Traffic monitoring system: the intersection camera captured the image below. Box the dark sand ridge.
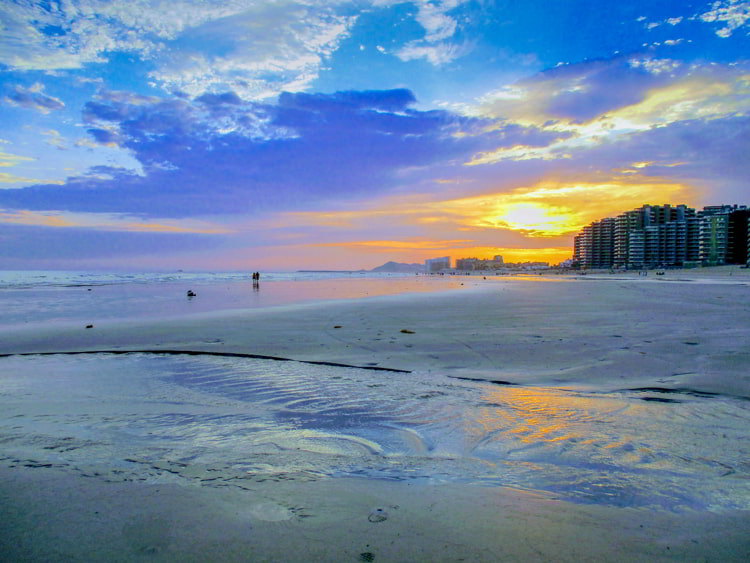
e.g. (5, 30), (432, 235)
(2, 272), (750, 561)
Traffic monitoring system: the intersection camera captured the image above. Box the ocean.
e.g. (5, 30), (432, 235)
(0, 269), (460, 327)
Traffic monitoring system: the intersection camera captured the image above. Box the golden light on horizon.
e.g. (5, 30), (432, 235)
(483, 202), (575, 235)
(264, 176), (696, 265)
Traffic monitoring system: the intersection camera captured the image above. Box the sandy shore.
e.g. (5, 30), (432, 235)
(3, 270), (750, 397)
(2, 463), (749, 562)
(2, 271), (750, 561)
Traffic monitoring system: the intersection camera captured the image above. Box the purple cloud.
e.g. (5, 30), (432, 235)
(86, 128), (120, 144)
(519, 58), (668, 122)
(3, 83), (65, 113)
(0, 223), (217, 266)
(3, 88), (553, 218)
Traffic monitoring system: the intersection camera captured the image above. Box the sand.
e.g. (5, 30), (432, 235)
(2, 270), (750, 561)
(4, 269), (750, 396)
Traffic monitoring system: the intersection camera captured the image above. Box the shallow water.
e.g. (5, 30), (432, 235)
(1, 353), (748, 512)
(0, 271), (465, 327)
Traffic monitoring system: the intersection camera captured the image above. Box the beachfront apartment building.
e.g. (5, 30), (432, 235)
(615, 204), (698, 269)
(573, 217), (615, 269)
(455, 257), (506, 270)
(698, 205), (750, 265)
(425, 256), (451, 272)
(571, 203), (750, 269)
(574, 203), (750, 269)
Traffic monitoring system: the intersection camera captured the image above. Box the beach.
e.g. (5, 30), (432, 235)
(2, 269), (750, 561)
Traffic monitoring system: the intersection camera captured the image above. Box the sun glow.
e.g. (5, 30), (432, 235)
(486, 202), (574, 235)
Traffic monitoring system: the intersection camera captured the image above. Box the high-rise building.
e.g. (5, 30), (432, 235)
(425, 256), (451, 271)
(729, 208), (750, 264)
(574, 217), (614, 269)
(697, 205), (750, 265)
(575, 204), (698, 269)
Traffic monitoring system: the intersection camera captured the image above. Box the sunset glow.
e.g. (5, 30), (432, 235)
(0, 1), (748, 270)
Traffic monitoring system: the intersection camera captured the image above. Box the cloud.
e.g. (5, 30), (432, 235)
(590, 114), (750, 194)
(0, 150), (35, 168)
(475, 58), (653, 127)
(264, 175), (696, 270)
(0, 172), (66, 185)
(698, 0), (750, 38)
(0, 1), (357, 100)
(415, 1), (459, 42)
(0, 150), (68, 185)
(150, 2), (357, 99)
(394, 0), (473, 66)
(0, 222), (219, 265)
(0, 88), (505, 218)
(3, 83), (65, 113)
(0, 208), (229, 234)
(42, 129), (68, 149)
(395, 41), (473, 66)
(467, 58), (750, 165)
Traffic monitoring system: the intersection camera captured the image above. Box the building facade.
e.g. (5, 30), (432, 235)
(574, 203), (750, 269)
(425, 256), (451, 271)
(699, 205), (750, 265)
(575, 204), (700, 269)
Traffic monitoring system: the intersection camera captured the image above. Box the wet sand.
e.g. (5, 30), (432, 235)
(2, 270), (750, 561)
(2, 464), (749, 562)
(4, 269), (750, 397)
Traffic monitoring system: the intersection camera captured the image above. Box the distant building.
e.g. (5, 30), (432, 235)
(425, 256), (451, 272)
(699, 205), (749, 265)
(573, 203), (750, 269)
(455, 257), (480, 270)
(574, 217), (614, 269)
(455, 256), (507, 270)
(576, 204), (699, 269)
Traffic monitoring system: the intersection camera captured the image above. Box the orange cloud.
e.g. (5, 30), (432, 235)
(312, 238), (474, 251)
(264, 176), (696, 264)
(0, 209), (230, 234)
(0, 209), (75, 227)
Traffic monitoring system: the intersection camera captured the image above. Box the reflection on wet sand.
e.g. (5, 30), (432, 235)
(1, 353), (749, 511)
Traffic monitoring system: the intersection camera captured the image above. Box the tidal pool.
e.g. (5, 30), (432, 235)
(1, 352), (749, 511)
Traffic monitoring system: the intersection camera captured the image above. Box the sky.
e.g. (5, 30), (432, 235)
(1, 1), (749, 271)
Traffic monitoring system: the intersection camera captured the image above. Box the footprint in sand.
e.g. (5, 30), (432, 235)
(122, 516), (171, 556)
(247, 501), (295, 522)
(367, 507), (389, 523)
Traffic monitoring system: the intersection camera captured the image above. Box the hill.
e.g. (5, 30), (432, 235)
(370, 261), (426, 273)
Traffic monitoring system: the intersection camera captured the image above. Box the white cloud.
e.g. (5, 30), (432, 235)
(393, 0), (472, 66)
(629, 58), (681, 74)
(0, 1), (357, 100)
(698, 0), (750, 37)
(396, 41), (471, 66)
(415, 2), (458, 42)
